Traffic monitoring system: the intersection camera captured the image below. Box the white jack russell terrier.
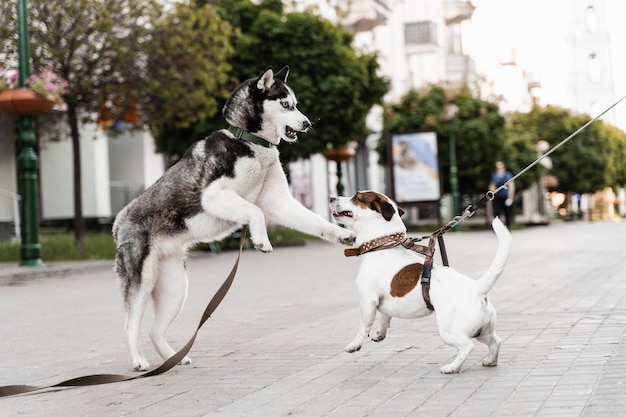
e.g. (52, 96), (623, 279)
(330, 191), (512, 374)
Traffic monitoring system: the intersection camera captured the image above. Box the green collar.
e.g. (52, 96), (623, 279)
(227, 125), (272, 147)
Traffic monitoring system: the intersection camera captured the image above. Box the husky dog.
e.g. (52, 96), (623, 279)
(113, 66), (356, 371)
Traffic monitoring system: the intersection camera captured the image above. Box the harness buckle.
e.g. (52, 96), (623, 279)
(402, 238), (415, 249)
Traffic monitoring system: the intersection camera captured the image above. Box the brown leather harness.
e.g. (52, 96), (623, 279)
(343, 196), (490, 311)
(344, 231), (447, 311)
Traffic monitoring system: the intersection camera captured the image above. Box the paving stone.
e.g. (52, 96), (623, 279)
(1, 220), (626, 416)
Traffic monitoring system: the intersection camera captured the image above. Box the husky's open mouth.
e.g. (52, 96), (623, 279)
(285, 126), (298, 141)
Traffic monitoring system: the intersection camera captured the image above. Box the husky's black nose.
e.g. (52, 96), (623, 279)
(302, 119), (311, 130)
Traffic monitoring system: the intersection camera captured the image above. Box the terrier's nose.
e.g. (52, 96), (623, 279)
(330, 197), (337, 203)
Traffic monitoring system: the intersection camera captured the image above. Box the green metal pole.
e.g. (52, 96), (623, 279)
(336, 161), (344, 196)
(449, 130), (460, 220)
(17, 0), (44, 266)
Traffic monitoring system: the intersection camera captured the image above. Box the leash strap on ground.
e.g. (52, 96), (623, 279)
(0, 226), (248, 398)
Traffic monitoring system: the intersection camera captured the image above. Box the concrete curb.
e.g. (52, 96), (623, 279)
(0, 260), (113, 286)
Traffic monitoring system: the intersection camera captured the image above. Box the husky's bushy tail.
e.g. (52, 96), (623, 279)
(475, 217), (512, 296)
(112, 207), (150, 302)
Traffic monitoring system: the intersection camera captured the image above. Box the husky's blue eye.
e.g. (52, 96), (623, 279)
(281, 101), (289, 109)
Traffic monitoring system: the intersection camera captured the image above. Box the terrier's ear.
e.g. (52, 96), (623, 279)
(274, 65), (290, 83)
(371, 199), (397, 221)
(397, 206), (405, 217)
(381, 202), (398, 221)
(256, 67), (275, 91)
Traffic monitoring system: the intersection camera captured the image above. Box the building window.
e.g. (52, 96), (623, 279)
(588, 53), (600, 82)
(405, 21), (437, 45)
(585, 5), (598, 33)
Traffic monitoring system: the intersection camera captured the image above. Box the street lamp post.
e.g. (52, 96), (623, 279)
(444, 103), (460, 221)
(17, 0), (43, 266)
(324, 145), (356, 197)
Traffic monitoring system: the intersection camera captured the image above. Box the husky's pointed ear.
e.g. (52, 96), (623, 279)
(256, 67), (275, 91)
(274, 66), (290, 83)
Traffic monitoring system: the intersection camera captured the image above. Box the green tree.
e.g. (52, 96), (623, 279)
(605, 124), (626, 189)
(1, 0), (162, 250)
(506, 106), (623, 194)
(0, 0), (234, 248)
(381, 86), (507, 197)
(145, 1), (234, 155)
(157, 0), (389, 162)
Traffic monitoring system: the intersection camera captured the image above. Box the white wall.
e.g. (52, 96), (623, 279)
(40, 123), (112, 219)
(108, 128), (164, 214)
(0, 115), (17, 222)
(310, 154), (332, 221)
(142, 130), (165, 188)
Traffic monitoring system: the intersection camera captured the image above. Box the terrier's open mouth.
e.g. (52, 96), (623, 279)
(332, 210), (353, 218)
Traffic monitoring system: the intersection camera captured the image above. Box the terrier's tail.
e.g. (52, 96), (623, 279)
(475, 217), (512, 296)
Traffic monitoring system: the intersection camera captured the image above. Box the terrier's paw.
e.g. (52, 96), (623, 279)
(344, 342), (362, 353)
(371, 333), (386, 342)
(481, 358), (497, 367)
(439, 364), (461, 374)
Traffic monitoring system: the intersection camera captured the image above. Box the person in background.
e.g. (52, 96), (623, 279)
(489, 160), (515, 227)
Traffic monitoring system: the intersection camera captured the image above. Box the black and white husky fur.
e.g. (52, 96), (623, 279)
(112, 66), (356, 371)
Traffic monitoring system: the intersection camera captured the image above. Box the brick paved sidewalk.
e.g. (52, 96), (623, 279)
(1, 220), (625, 417)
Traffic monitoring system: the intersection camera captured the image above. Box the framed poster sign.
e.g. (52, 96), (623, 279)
(388, 131), (441, 204)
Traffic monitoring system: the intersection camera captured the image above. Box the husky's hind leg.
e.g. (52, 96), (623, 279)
(124, 252), (159, 371)
(125, 291), (151, 371)
(150, 255), (191, 365)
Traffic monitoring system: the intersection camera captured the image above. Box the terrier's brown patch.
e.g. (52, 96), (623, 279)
(390, 263), (423, 297)
(351, 191), (403, 220)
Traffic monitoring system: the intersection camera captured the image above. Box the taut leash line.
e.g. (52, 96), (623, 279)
(0, 226), (248, 398)
(436, 94), (626, 233)
(491, 94), (626, 198)
(398, 94), (626, 309)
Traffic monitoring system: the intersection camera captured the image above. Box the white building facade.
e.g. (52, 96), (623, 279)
(0, 114), (164, 237)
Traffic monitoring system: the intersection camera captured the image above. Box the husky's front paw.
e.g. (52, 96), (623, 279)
(335, 228), (356, 246)
(251, 233), (273, 253)
(254, 242), (273, 253)
(179, 356), (192, 366)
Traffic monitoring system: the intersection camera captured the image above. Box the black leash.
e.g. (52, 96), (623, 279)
(0, 226), (248, 398)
